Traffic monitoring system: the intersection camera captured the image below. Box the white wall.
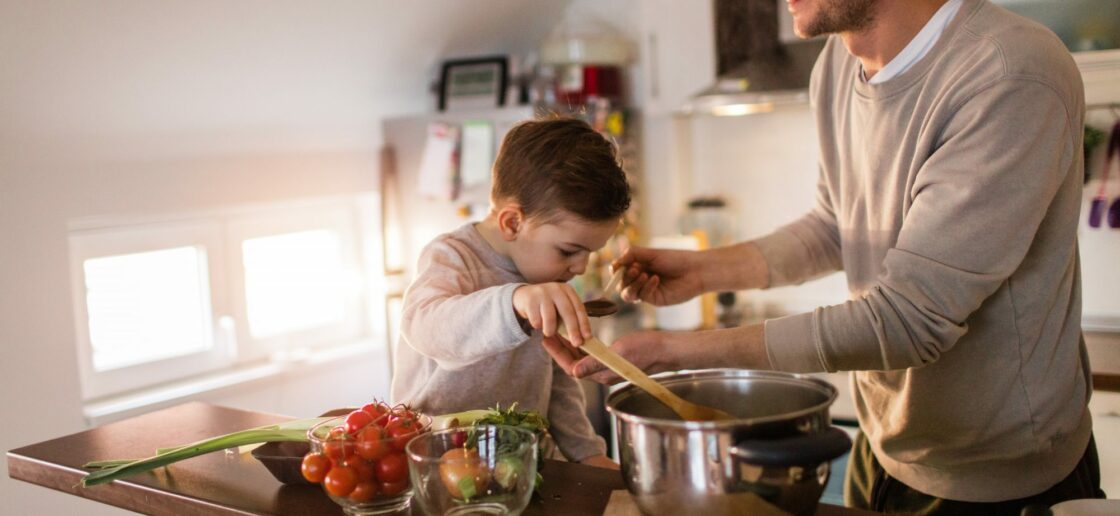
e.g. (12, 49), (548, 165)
(683, 109), (851, 312)
(639, 108), (851, 313)
(0, 1), (573, 514)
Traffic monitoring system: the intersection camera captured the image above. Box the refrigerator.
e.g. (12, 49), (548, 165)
(380, 107), (536, 292)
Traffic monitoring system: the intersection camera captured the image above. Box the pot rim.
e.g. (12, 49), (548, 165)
(606, 368), (838, 428)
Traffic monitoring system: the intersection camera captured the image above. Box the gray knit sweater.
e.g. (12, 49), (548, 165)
(756, 0), (1092, 502)
(390, 223), (606, 462)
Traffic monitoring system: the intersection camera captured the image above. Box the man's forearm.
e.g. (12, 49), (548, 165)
(672, 322), (772, 371)
(699, 242), (769, 293)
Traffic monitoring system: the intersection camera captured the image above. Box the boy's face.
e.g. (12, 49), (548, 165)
(508, 211), (619, 284)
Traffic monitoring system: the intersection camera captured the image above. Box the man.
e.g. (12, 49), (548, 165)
(544, 0), (1105, 513)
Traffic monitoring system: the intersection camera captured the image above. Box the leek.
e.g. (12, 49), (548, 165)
(80, 416), (330, 487)
(429, 409), (494, 431)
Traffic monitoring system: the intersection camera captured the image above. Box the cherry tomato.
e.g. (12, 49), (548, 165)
(385, 419), (419, 451)
(356, 425), (390, 461)
(450, 430), (467, 448)
(342, 456), (375, 483)
(324, 465), (358, 497)
(375, 452), (409, 484)
(324, 427), (356, 463)
(362, 402), (391, 426)
(389, 408), (418, 426)
(380, 479), (409, 496)
(349, 480), (379, 502)
(345, 410), (374, 434)
(300, 452), (331, 484)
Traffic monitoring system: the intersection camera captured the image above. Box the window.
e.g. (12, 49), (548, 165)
(241, 230), (349, 338)
(83, 246), (214, 371)
(225, 201), (366, 361)
(68, 196), (381, 401)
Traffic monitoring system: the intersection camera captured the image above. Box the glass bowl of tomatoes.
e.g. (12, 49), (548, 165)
(405, 425), (538, 516)
(302, 403), (430, 515)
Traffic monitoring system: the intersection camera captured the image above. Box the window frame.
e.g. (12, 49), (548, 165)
(68, 195), (381, 402)
(68, 219), (233, 400)
(225, 202), (367, 362)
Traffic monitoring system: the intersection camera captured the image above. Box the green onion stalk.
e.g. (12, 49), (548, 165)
(80, 417), (331, 487)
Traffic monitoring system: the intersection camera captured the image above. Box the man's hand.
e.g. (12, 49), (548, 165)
(541, 335), (586, 375)
(544, 330), (682, 384)
(543, 324), (771, 384)
(512, 283), (591, 346)
(613, 245), (705, 305)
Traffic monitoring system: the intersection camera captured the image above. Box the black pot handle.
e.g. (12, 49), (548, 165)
(730, 426), (852, 467)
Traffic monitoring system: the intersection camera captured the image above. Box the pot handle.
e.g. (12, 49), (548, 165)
(730, 426), (852, 467)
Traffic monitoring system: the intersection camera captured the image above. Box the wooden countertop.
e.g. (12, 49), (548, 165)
(7, 402), (871, 515)
(1087, 332), (1120, 392)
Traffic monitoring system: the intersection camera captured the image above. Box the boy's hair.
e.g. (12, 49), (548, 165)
(492, 117), (631, 223)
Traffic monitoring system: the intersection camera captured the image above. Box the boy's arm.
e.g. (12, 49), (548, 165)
(399, 241), (529, 368)
(544, 358), (607, 462)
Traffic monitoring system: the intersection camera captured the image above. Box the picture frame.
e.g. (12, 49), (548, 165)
(438, 56), (508, 111)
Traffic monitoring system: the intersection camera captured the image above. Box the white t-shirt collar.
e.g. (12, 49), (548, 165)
(862, 0), (964, 84)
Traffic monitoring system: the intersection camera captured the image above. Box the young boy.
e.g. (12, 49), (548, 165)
(390, 118), (630, 468)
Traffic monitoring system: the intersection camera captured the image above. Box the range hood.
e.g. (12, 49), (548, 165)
(685, 0), (826, 116)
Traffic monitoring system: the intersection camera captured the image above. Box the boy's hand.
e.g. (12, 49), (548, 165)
(513, 283), (591, 346)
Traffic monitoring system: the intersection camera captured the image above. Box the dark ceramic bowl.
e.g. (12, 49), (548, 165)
(251, 408), (352, 485)
(251, 441), (313, 485)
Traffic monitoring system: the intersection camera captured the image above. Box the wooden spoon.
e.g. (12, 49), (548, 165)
(558, 294), (735, 422)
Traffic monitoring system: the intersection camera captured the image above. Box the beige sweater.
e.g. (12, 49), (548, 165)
(756, 0), (1092, 502)
(390, 223), (606, 462)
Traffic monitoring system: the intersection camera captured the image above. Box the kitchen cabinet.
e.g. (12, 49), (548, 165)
(633, 0), (718, 235)
(992, 0), (1120, 52)
(636, 0), (716, 115)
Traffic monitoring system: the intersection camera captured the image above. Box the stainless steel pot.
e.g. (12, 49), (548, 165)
(606, 369), (852, 516)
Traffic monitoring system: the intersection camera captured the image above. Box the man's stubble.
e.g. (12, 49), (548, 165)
(799, 0), (880, 37)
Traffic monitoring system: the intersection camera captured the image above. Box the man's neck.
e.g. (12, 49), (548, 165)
(840, 0), (950, 80)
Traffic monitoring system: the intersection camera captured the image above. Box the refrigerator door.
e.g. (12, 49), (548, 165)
(381, 108), (535, 283)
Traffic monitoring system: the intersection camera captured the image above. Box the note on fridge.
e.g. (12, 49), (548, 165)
(417, 122), (460, 200)
(459, 121), (494, 189)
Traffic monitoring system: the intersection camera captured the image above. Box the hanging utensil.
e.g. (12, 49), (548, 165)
(1109, 122), (1120, 228)
(1107, 120), (1120, 228)
(1089, 120), (1120, 228)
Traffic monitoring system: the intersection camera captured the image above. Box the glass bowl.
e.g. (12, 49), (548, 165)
(406, 425), (538, 516)
(307, 410), (431, 515)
